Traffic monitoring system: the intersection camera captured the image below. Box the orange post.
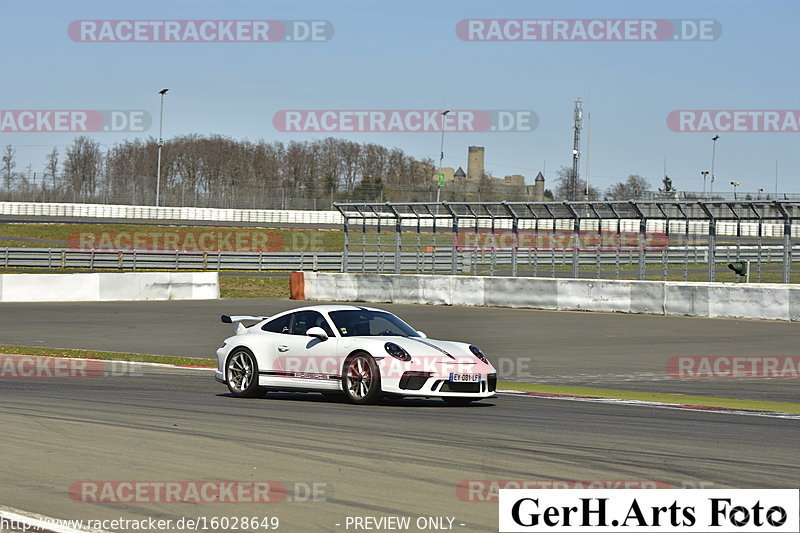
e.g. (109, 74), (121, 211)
(289, 271), (305, 300)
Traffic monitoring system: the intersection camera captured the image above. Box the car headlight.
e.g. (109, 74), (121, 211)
(469, 345), (489, 364)
(385, 342), (411, 361)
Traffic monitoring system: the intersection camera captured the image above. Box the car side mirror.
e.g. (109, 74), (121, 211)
(416, 331), (427, 338)
(306, 327), (328, 340)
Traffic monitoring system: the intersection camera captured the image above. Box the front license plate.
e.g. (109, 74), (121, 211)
(449, 373), (481, 383)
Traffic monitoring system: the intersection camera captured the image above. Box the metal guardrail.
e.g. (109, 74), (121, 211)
(3, 246), (799, 284)
(0, 248), (464, 274)
(463, 245), (800, 282)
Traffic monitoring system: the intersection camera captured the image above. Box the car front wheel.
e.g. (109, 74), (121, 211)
(226, 348), (262, 398)
(342, 352), (382, 405)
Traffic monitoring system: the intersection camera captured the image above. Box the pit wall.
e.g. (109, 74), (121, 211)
(296, 272), (800, 322)
(0, 272), (219, 302)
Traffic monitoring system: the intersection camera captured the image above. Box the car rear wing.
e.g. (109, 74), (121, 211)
(221, 315), (269, 334)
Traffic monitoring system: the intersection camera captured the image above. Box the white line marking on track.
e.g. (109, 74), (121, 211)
(0, 505), (108, 533)
(497, 390), (800, 420)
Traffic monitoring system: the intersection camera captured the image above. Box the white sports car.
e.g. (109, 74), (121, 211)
(214, 305), (497, 405)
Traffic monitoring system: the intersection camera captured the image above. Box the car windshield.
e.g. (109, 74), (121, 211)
(328, 310), (420, 338)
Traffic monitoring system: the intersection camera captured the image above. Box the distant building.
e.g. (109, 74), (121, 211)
(434, 146), (544, 201)
(531, 172), (545, 201)
(467, 146), (485, 182)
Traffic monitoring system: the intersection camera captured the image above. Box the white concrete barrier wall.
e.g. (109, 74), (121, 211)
(302, 272), (800, 322)
(0, 272), (219, 302)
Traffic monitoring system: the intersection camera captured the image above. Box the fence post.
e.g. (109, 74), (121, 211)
(699, 203), (716, 282)
(342, 216), (349, 273)
(451, 208), (459, 276)
(624, 202), (647, 280)
(333, 204), (349, 273)
(388, 204), (401, 275)
(441, 203), (458, 275)
(502, 202), (519, 277)
(775, 202), (792, 283)
(563, 203), (580, 278)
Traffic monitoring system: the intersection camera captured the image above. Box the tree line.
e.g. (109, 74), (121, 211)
(553, 166), (673, 202)
(1, 135), (439, 209)
(1, 135), (667, 209)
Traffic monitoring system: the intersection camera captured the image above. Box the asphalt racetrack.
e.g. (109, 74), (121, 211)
(1, 365), (799, 533)
(1, 298), (799, 532)
(0, 298), (798, 401)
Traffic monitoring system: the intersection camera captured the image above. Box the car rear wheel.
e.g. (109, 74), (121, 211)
(226, 348), (263, 398)
(342, 352), (382, 405)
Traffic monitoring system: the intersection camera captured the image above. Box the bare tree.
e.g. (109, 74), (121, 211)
(555, 165), (599, 201)
(45, 148), (59, 192)
(63, 136), (102, 201)
(15, 135), (477, 208)
(606, 174), (651, 200)
(339, 140), (361, 192)
(2, 145), (16, 194)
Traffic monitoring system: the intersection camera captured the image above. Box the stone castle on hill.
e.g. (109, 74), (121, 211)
(434, 146), (545, 202)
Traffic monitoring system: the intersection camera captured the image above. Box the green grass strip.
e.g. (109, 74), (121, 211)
(498, 381), (800, 414)
(0, 344), (216, 369)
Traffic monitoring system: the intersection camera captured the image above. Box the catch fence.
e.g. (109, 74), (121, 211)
(334, 201), (800, 283)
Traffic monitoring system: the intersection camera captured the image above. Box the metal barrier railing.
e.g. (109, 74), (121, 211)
(2, 244), (799, 283)
(0, 248), (462, 274)
(334, 200), (800, 282)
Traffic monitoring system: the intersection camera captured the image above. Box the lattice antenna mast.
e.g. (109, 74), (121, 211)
(572, 99), (583, 199)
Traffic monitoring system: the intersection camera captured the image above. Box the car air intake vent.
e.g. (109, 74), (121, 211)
(488, 373), (497, 392)
(399, 371), (432, 390)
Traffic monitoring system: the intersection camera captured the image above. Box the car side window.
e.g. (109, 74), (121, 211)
(289, 311), (334, 337)
(368, 315), (395, 335)
(261, 314), (291, 334)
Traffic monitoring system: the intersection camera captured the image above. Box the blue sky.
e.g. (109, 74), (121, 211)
(1, 0), (798, 194)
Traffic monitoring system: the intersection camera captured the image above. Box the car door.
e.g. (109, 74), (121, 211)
(275, 310), (341, 390)
(256, 313), (293, 383)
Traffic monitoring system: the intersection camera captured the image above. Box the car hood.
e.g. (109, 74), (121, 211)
(365, 336), (481, 363)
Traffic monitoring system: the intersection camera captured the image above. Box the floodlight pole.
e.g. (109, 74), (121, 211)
(709, 134), (719, 195)
(436, 110), (450, 205)
(156, 88), (169, 206)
